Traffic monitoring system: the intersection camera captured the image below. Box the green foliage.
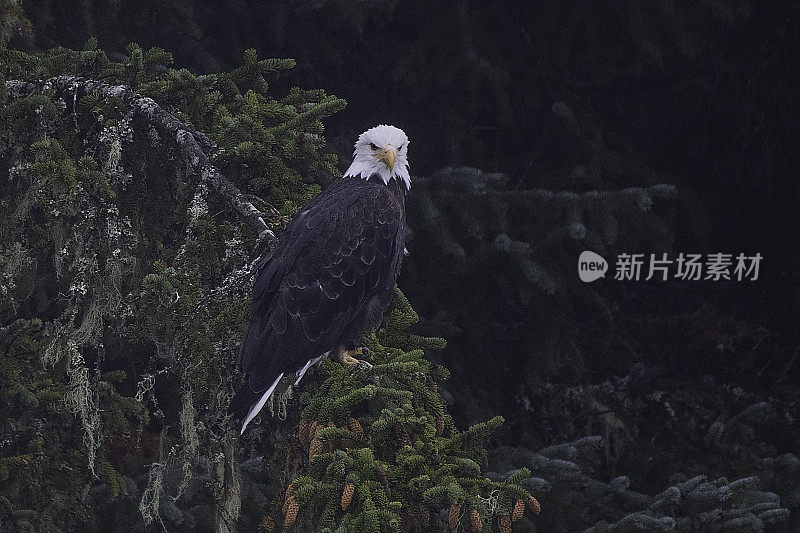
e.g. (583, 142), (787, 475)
(1, 42), (344, 212)
(404, 167), (677, 427)
(0, 39), (346, 531)
(265, 289), (538, 532)
(0, 0), (31, 48)
(3, 3), (797, 531)
(490, 385), (796, 532)
(0, 38), (539, 533)
(0, 319), (104, 531)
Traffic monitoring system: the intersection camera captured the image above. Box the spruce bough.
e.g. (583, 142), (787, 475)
(267, 288), (540, 532)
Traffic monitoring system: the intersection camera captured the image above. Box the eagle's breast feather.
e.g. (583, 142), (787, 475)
(238, 176), (406, 399)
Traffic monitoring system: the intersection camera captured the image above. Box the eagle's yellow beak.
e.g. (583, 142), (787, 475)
(375, 145), (397, 172)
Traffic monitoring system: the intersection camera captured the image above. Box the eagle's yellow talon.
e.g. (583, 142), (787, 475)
(234, 126), (406, 433)
(334, 346), (372, 372)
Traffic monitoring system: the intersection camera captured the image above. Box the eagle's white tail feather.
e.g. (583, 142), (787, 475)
(241, 372), (284, 434)
(241, 352), (330, 434)
(294, 351), (328, 386)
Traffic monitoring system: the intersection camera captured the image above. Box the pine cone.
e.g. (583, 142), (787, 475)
(526, 495), (541, 515)
(499, 515), (512, 533)
(417, 506), (430, 527)
(397, 424), (411, 447)
(308, 420), (320, 441)
(298, 419), (309, 446)
(281, 483), (295, 515)
(448, 503), (460, 529)
(259, 515), (275, 532)
(435, 415), (445, 437)
(394, 424), (411, 447)
(401, 510), (410, 533)
(426, 375), (438, 392)
(341, 482), (355, 511)
(348, 417), (364, 436)
(412, 395), (421, 410)
(469, 509), (482, 532)
(375, 465), (390, 496)
(309, 437), (322, 460)
(511, 498), (525, 521)
(284, 496), (299, 528)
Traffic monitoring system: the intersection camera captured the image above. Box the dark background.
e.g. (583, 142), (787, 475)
(19, 0), (800, 425)
(9, 0), (800, 522)
(22, 0), (800, 327)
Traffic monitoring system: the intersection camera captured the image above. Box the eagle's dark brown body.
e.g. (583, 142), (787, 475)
(231, 175), (406, 419)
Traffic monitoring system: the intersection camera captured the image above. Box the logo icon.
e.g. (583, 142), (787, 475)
(579, 251), (608, 282)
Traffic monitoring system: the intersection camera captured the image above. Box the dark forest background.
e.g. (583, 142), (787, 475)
(21, 0), (799, 345)
(2, 1), (800, 531)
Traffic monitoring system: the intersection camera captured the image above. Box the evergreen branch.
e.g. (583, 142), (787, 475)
(494, 184), (677, 208)
(4, 76), (276, 248)
(266, 95), (347, 135)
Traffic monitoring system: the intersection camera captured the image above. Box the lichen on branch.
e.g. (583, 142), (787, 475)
(0, 41), (345, 532)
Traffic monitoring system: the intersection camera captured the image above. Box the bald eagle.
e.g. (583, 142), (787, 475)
(232, 125), (411, 433)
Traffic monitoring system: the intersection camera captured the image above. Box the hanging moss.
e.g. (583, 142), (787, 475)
(0, 38), (546, 533)
(0, 39), (346, 532)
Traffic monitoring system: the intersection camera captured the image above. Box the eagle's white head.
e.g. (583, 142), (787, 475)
(344, 125), (410, 189)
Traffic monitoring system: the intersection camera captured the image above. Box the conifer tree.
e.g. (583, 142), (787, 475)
(1, 41), (345, 531)
(1, 40), (546, 533)
(255, 288), (540, 532)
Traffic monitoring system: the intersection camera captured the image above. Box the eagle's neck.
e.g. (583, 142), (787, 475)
(369, 174), (407, 209)
(345, 156), (411, 190)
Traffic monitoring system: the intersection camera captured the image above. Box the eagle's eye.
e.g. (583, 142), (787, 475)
(398, 143), (405, 150)
(369, 142), (379, 150)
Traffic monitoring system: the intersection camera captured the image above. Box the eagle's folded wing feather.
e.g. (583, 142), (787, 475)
(238, 178), (404, 400)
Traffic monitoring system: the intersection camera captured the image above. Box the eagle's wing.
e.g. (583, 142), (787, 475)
(239, 177), (404, 398)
